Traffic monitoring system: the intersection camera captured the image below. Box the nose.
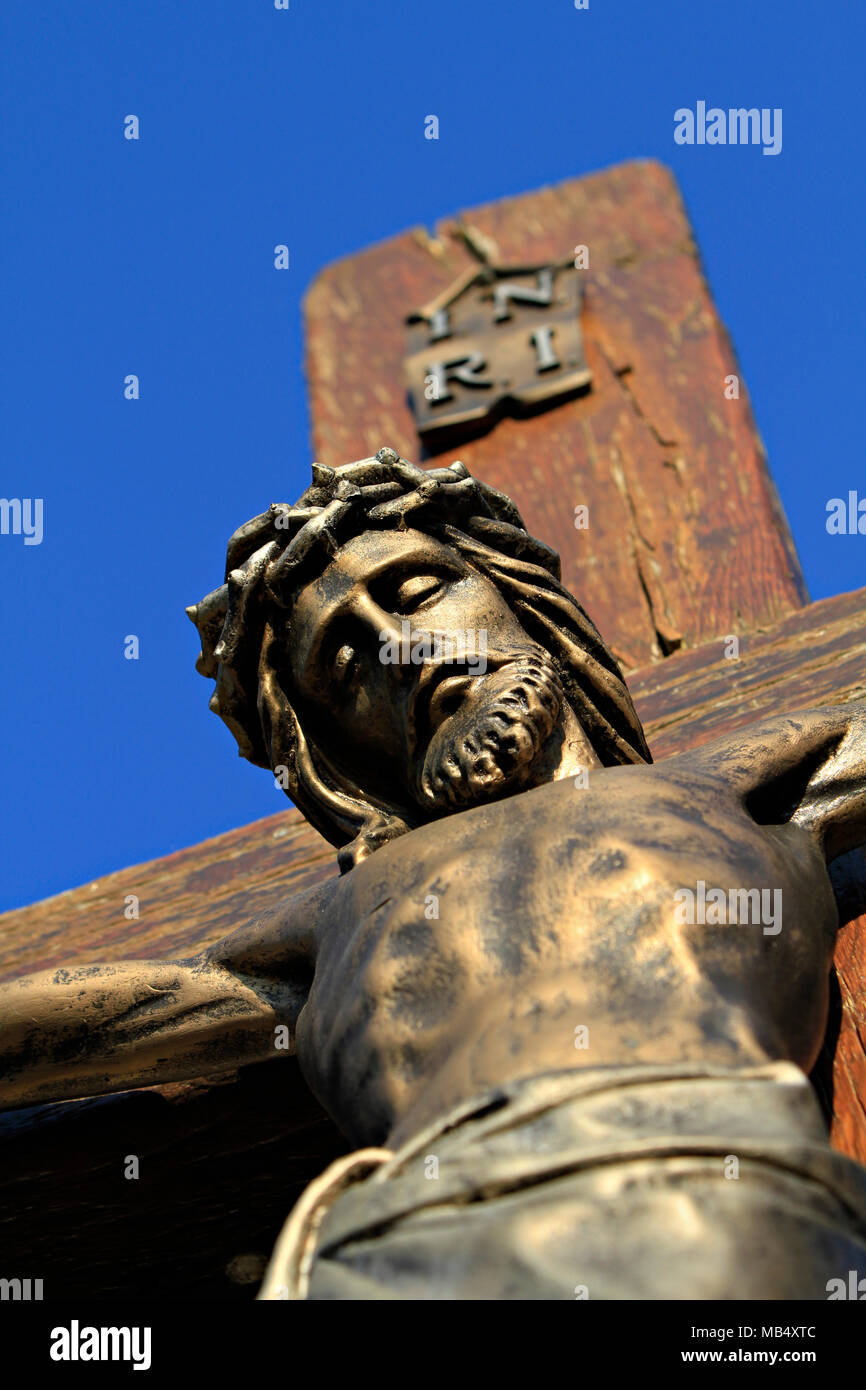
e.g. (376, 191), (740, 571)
(355, 592), (404, 650)
(427, 674), (482, 732)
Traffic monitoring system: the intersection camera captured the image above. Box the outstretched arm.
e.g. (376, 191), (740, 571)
(0, 879), (330, 1113)
(673, 702), (866, 862)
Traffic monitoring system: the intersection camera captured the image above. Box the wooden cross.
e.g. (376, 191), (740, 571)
(1, 159), (864, 1298)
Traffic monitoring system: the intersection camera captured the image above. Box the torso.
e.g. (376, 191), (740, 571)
(295, 762), (839, 1147)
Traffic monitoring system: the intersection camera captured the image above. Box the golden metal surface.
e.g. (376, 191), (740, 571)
(3, 449), (866, 1298)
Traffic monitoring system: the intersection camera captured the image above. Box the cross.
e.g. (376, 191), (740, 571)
(1, 159), (863, 1296)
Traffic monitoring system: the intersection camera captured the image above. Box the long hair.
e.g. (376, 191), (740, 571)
(188, 448), (651, 871)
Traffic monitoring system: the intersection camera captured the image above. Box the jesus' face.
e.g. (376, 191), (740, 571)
(285, 529), (591, 822)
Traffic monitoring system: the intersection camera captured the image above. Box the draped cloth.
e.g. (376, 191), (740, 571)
(259, 1061), (866, 1300)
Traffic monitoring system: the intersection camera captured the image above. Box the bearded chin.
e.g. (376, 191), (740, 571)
(418, 655), (564, 812)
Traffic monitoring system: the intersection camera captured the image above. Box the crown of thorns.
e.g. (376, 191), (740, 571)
(187, 446), (563, 768)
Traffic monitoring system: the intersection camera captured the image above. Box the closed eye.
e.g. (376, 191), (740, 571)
(392, 574), (447, 613)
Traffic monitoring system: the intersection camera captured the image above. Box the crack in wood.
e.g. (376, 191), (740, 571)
(609, 359), (679, 449)
(608, 451), (683, 659)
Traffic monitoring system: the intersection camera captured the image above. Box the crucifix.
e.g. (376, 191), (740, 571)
(1, 159), (864, 1300)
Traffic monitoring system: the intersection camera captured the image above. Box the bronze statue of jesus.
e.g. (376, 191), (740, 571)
(3, 448), (866, 1299)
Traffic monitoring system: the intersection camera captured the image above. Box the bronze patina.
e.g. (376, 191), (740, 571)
(2, 448), (866, 1300)
(406, 260), (592, 446)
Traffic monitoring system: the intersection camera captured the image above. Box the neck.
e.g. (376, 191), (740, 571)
(538, 704), (602, 785)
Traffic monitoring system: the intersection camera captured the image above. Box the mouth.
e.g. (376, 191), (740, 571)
(410, 664), (483, 756)
(414, 651), (566, 812)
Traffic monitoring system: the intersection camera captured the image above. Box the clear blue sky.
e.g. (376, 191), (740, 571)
(1, 0), (863, 910)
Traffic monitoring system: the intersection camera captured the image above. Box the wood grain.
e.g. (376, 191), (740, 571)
(0, 160), (854, 1297)
(305, 159), (806, 670)
(1, 589), (864, 1300)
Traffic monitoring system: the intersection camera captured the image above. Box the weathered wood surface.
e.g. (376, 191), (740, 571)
(1, 589), (864, 1297)
(0, 821), (341, 1298)
(3, 587), (863, 984)
(0, 161), (856, 1296)
(0, 807), (334, 986)
(633, 586), (866, 1165)
(305, 159), (807, 670)
(636, 584), (866, 760)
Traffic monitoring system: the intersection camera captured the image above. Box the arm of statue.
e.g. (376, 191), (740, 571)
(676, 701), (866, 862)
(0, 878), (330, 1113)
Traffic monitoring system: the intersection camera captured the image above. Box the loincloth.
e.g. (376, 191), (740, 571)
(258, 1061), (866, 1300)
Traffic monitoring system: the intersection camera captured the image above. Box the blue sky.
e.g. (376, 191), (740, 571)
(1, 0), (863, 910)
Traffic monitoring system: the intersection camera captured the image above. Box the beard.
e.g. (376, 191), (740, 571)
(417, 651), (564, 812)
